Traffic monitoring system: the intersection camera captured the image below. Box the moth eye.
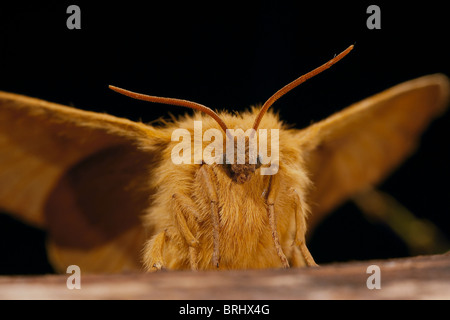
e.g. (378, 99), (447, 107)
(255, 154), (263, 169)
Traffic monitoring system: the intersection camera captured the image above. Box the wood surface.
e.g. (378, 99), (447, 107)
(1, 252), (449, 300)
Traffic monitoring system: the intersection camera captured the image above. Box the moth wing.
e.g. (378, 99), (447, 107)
(0, 91), (167, 273)
(299, 74), (450, 230)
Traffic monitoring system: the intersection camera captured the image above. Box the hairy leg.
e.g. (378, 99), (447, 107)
(172, 193), (200, 270)
(290, 188), (318, 267)
(143, 230), (166, 271)
(197, 165), (220, 268)
(266, 175), (290, 268)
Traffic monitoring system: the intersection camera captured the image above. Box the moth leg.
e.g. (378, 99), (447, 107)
(197, 165), (220, 268)
(143, 230), (166, 272)
(266, 175), (290, 268)
(172, 193), (200, 270)
(290, 188), (318, 267)
(290, 246), (307, 267)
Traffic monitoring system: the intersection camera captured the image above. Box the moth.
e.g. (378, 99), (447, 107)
(0, 45), (448, 273)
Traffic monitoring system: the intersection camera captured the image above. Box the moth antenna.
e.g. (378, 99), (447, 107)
(252, 45), (354, 130)
(109, 85), (229, 132)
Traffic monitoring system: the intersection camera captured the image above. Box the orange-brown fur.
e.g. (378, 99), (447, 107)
(141, 108), (312, 270)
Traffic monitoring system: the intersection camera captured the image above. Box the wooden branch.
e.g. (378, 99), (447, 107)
(1, 253), (449, 300)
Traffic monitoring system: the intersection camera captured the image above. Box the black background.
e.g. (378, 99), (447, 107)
(0, 1), (448, 274)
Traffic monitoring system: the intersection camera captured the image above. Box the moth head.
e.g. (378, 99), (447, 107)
(109, 45), (354, 184)
(221, 131), (263, 184)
